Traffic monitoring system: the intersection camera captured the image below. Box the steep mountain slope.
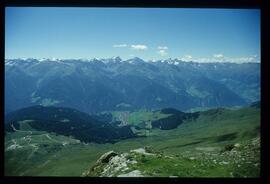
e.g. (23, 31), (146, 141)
(5, 106), (135, 143)
(5, 58), (259, 114)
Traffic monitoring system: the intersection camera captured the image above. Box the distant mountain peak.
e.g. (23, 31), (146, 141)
(126, 57), (145, 64)
(112, 56), (122, 62)
(100, 56), (122, 64)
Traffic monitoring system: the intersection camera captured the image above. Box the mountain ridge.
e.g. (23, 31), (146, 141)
(5, 105), (136, 144)
(5, 58), (260, 114)
(5, 57), (260, 65)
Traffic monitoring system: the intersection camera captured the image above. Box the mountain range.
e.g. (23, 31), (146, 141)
(5, 57), (260, 114)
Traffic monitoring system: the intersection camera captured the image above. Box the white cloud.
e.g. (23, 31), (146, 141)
(157, 46), (168, 50)
(113, 44), (128, 48)
(194, 57), (213, 63)
(184, 55), (192, 59)
(213, 54), (224, 59)
(158, 50), (168, 56)
(131, 44), (148, 50)
(229, 56), (259, 63)
(212, 54), (259, 63)
(180, 55), (193, 61)
(178, 54), (260, 63)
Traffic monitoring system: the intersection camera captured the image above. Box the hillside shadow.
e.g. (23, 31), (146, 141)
(215, 132), (238, 142)
(160, 140), (203, 150)
(196, 132), (238, 143)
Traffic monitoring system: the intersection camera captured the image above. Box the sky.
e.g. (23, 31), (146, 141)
(5, 7), (260, 62)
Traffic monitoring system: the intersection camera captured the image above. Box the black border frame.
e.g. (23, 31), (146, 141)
(2, 0), (263, 8)
(1, 0), (268, 184)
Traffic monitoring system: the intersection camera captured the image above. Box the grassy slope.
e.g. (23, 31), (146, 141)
(87, 136), (260, 177)
(5, 107), (260, 176)
(112, 108), (260, 154)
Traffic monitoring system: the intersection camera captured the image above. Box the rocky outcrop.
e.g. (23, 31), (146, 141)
(82, 148), (157, 177)
(82, 138), (260, 177)
(97, 151), (118, 164)
(130, 148), (155, 156)
(82, 151), (118, 176)
(117, 170), (144, 177)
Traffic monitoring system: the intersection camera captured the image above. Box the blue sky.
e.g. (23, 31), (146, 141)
(5, 7), (260, 62)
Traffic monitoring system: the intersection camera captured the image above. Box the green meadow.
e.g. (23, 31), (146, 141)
(5, 106), (260, 177)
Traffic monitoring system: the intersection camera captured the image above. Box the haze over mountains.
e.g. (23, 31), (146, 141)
(5, 57), (260, 114)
